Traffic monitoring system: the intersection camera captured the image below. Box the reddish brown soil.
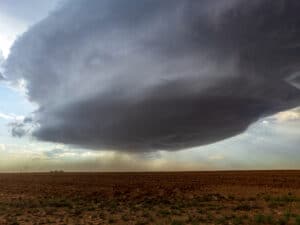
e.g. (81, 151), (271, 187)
(0, 171), (300, 224)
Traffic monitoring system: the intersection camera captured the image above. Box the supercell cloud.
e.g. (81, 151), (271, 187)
(4, 0), (300, 151)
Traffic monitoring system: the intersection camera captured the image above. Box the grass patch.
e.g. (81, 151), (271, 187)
(232, 216), (243, 225)
(295, 215), (300, 225)
(254, 214), (274, 224)
(171, 220), (185, 225)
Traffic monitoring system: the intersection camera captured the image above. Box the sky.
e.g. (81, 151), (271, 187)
(0, 0), (299, 172)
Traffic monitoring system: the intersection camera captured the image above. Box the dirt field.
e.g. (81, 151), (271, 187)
(0, 171), (300, 225)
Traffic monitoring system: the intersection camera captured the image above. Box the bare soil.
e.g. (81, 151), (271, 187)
(0, 171), (300, 224)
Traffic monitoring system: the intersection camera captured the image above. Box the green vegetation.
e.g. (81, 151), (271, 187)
(171, 220), (184, 225)
(232, 216), (243, 225)
(254, 214), (274, 224)
(295, 215), (300, 225)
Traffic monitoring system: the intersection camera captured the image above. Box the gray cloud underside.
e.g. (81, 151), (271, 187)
(4, 0), (300, 151)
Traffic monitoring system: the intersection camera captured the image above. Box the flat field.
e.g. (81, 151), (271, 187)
(0, 171), (300, 224)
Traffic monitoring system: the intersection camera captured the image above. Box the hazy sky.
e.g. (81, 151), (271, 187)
(0, 0), (299, 172)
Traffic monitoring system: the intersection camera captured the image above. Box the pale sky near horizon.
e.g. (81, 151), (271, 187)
(0, 0), (299, 172)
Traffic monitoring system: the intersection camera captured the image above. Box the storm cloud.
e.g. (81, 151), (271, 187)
(9, 117), (34, 138)
(4, 0), (300, 152)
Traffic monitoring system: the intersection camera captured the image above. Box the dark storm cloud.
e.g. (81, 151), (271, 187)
(4, 0), (300, 151)
(0, 0), (61, 23)
(9, 117), (35, 138)
(9, 121), (27, 138)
